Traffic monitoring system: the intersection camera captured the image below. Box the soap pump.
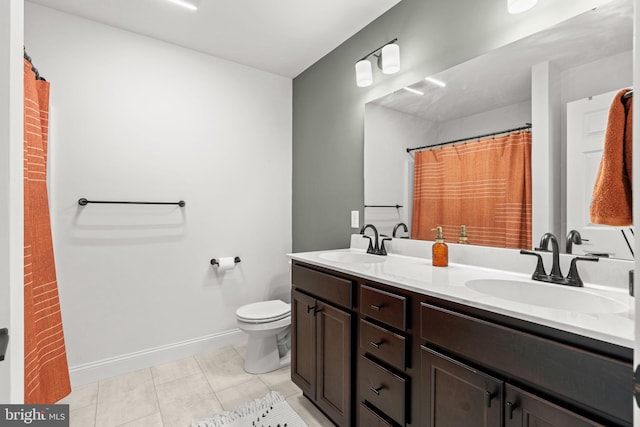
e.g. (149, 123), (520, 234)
(432, 226), (448, 267)
(458, 225), (469, 244)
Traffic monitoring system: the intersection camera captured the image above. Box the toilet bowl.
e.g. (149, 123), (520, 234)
(236, 299), (291, 374)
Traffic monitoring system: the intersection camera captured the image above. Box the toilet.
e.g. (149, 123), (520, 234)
(236, 299), (291, 374)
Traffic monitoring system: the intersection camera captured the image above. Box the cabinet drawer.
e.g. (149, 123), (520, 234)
(360, 285), (407, 331)
(359, 402), (394, 427)
(420, 303), (632, 425)
(360, 319), (407, 370)
(291, 263), (354, 309)
(359, 355), (408, 426)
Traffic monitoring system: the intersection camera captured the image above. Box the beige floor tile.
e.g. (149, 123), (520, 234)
(259, 366), (300, 398)
(69, 405), (97, 427)
(215, 377), (271, 410)
(151, 356), (201, 386)
(59, 381), (99, 410)
(286, 392), (333, 427)
(95, 369), (159, 427)
(195, 346), (253, 392)
(118, 412), (164, 427)
(156, 372), (223, 427)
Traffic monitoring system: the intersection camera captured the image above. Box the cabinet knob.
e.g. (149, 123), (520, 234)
(369, 385), (385, 395)
(369, 340), (384, 349)
(485, 391), (496, 408)
(506, 401), (517, 419)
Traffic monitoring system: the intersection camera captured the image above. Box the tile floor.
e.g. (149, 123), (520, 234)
(59, 344), (333, 427)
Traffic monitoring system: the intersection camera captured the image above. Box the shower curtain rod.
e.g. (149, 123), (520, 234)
(406, 123), (532, 153)
(23, 47), (46, 81)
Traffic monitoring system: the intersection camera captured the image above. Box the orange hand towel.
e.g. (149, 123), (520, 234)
(590, 89), (633, 226)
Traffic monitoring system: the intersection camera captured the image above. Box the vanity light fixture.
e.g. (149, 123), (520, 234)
(507, 0), (538, 14)
(402, 87), (424, 96)
(355, 38), (400, 87)
(425, 77), (447, 87)
(163, 0), (200, 11)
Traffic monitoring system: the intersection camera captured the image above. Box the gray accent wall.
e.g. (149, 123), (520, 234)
(292, 0), (610, 252)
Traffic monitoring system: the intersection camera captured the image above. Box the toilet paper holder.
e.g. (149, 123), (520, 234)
(211, 257), (241, 266)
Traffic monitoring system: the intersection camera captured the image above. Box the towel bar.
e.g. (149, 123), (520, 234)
(78, 198), (185, 207)
(210, 257), (241, 266)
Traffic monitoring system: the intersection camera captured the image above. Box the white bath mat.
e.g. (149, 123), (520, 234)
(192, 391), (308, 427)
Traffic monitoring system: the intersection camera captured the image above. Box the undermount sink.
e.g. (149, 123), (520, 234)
(465, 279), (628, 314)
(318, 251), (386, 264)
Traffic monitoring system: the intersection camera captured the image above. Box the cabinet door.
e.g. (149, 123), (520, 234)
(316, 300), (352, 427)
(291, 289), (316, 398)
(421, 346), (502, 427)
(504, 384), (605, 427)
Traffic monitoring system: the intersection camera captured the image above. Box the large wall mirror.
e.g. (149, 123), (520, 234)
(364, 0), (633, 260)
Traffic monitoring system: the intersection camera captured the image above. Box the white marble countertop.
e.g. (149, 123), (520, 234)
(288, 248), (634, 349)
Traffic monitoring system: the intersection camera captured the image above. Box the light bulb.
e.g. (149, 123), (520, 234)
(355, 60), (373, 87)
(381, 44), (400, 74)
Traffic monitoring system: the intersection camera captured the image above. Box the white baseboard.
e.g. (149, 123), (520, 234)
(68, 329), (246, 387)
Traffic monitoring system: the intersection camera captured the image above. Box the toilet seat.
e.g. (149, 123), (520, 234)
(236, 300), (291, 323)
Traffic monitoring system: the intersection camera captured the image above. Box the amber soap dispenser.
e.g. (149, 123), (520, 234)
(432, 226), (448, 267)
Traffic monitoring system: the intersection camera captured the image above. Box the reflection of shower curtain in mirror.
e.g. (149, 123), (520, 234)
(24, 59), (71, 403)
(411, 131), (532, 249)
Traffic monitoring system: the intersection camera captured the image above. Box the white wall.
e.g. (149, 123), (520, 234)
(25, 3), (292, 385)
(364, 101), (530, 237)
(364, 103), (436, 236)
(0, 0), (24, 404)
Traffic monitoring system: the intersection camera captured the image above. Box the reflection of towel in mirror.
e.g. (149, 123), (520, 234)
(590, 89), (633, 226)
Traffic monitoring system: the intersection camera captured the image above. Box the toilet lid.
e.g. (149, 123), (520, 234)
(236, 300), (291, 323)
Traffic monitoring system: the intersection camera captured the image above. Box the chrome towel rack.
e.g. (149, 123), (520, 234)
(210, 257), (242, 266)
(78, 198), (185, 207)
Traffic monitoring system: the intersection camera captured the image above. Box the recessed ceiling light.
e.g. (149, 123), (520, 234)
(163, 0), (199, 11)
(507, 0), (538, 14)
(403, 87), (424, 96)
(425, 77), (446, 87)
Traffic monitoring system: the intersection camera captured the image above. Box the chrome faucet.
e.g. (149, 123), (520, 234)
(392, 222), (409, 238)
(361, 224), (380, 255)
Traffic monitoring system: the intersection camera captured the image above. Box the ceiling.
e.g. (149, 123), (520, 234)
(25, 0), (402, 78)
(372, 0), (632, 123)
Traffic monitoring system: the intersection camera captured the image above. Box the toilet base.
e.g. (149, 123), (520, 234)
(244, 335), (291, 374)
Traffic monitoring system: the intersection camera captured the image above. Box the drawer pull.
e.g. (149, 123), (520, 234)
(485, 391), (495, 408)
(506, 401), (517, 419)
(370, 304), (383, 311)
(369, 340), (385, 349)
(370, 385), (385, 395)
(306, 305), (316, 313)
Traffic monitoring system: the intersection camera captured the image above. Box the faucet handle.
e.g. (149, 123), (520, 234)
(362, 235), (374, 254)
(520, 250), (548, 281)
(566, 256), (598, 287)
(379, 235), (392, 256)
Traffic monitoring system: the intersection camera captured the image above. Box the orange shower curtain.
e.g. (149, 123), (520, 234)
(411, 131), (532, 249)
(23, 59), (71, 403)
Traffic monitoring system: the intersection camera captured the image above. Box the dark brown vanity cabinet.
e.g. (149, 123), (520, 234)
(358, 284), (411, 426)
(291, 263), (355, 427)
(290, 260), (632, 427)
(420, 302), (631, 427)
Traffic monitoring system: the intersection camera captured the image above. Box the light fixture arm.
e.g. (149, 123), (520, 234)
(356, 38), (398, 63)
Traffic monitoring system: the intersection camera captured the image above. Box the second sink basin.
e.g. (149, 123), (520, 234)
(318, 251), (386, 264)
(465, 279), (629, 314)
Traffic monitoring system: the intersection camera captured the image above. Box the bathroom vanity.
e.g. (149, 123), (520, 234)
(289, 246), (633, 427)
